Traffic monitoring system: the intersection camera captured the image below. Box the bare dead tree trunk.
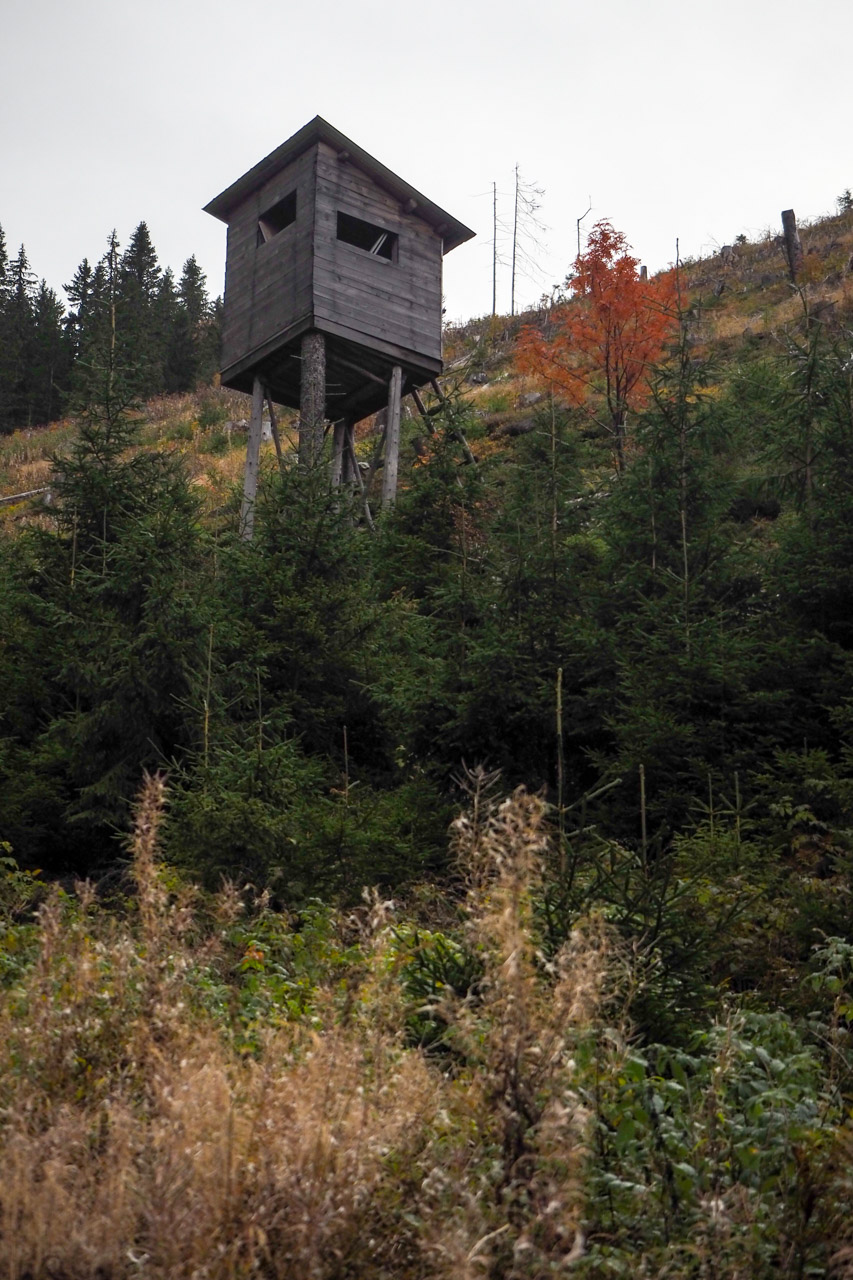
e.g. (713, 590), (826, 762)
(493, 181), (498, 318)
(511, 166), (519, 316)
(576, 198), (592, 263)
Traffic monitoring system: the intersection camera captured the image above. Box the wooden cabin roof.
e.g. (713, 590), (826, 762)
(203, 116), (475, 253)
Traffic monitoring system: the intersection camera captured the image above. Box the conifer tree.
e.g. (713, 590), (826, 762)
(0, 223), (8, 303)
(117, 221), (163, 397)
(162, 264), (195, 393)
(0, 246), (37, 430)
(29, 282), (69, 424)
(70, 230), (151, 428)
(0, 226), (11, 430)
(589, 327), (764, 833)
(770, 322), (853, 648)
(0, 241), (70, 429)
(154, 267), (182, 392)
(0, 302), (209, 872)
(163, 255), (214, 392)
(64, 256), (97, 364)
(178, 255), (208, 331)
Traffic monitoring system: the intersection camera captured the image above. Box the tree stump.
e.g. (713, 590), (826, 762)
(781, 209), (803, 282)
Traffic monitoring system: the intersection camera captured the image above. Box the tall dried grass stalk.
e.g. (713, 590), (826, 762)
(416, 773), (611, 1276)
(0, 775), (611, 1279)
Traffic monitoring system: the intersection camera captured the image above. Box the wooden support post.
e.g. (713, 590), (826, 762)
(343, 423), (356, 484)
(240, 376), (265, 540)
(299, 331), (326, 470)
(331, 419), (347, 487)
(781, 209), (803, 282)
(266, 392), (285, 473)
(382, 364), (403, 508)
(347, 433), (376, 532)
(334, 353), (387, 387)
(411, 387), (438, 436)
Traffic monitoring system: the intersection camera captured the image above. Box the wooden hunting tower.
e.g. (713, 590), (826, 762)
(204, 116), (474, 532)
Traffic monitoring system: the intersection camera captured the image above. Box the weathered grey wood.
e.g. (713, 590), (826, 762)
(266, 393), (285, 472)
(311, 141), (444, 362)
(218, 148), (316, 374)
(346, 433), (376, 532)
(382, 365), (403, 508)
(333, 353), (388, 386)
(331, 419), (347, 487)
(314, 315), (441, 376)
(0, 486), (50, 507)
(299, 332), (326, 470)
(782, 209), (803, 282)
(240, 376), (265, 540)
(343, 423), (355, 484)
(205, 118), (475, 428)
(411, 387), (437, 435)
(205, 118), (474, 248)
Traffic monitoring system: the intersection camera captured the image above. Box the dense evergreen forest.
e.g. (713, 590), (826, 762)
(0, 220), (220, 432)
(2, 213), (853, 1276)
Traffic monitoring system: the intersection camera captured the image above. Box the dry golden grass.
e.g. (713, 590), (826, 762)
(0, 420), (76, 494)
(0, 775), (611, 1280)
(423, 775), (606, 1276)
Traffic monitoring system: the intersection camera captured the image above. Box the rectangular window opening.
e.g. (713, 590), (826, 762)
(336, 211), (398, 261)
(257, 191), (297, 246)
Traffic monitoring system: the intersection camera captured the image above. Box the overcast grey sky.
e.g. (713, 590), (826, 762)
(2, 0), (851, 323)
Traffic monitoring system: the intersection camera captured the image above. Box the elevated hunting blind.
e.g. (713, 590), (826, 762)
(204, 116), (475, 533)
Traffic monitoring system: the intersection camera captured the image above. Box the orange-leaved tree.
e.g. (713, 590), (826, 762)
(516, 220), (679, 468)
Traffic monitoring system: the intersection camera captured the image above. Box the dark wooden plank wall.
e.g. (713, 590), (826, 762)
(221, 149), (316, 372)
(312, 142), (443, 364)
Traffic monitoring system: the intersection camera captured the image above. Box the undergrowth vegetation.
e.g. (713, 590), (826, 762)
(3, 775), (852, 1278)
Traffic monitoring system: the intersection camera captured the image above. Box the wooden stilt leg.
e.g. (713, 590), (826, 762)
(240, 376), (265, 540)
(331, 419), (347, 487)
(299, 332), (326, 471)
(343, 422), (355, 484)
(266, 392), (285, 474)
(411, 387), (438, 436)
(347, 433), (376, 533)
(381, 364), (403, 508)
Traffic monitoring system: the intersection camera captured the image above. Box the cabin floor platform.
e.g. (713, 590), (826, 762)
(221, 327), (442, 423)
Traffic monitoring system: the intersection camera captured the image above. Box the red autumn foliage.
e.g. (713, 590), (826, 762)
(516, 220), (680, 467)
